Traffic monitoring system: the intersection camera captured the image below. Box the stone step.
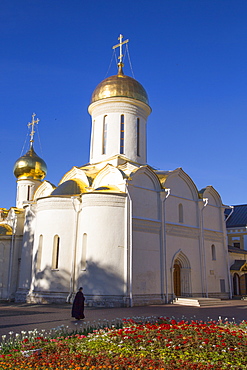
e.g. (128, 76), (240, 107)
(172, 297), (225, 307)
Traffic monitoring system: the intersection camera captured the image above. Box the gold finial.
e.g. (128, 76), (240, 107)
(112, 34), (129, 65)
(28, 113), (40, 146)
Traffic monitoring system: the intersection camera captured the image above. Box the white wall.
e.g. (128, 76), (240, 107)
(78, 193), (126, 300)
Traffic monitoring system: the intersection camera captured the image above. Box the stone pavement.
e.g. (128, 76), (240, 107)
(0, 300), (247, 338)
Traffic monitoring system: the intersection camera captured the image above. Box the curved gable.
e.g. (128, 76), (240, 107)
(199, 186), (222, 207)
(164, 168), (198, 200)
(93, 164), (125, 191)
(34, 181), (56, 200)
(59, 167), (89, 187)
(131, 166), (161, 191)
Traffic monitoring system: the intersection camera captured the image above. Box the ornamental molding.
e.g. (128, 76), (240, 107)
(90, 99), (149, 119)
(204, 229), (224, 243)
(133, 217), (161, 234)
(82, 193), (126, 208)
(37, 198), (74, 212)
(166, 223), (199, 239)
(166, 223), (224, 242)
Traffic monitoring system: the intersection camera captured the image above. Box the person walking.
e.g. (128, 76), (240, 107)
(71, 287), (85, 320)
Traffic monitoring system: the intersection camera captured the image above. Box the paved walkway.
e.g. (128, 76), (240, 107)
(0, 300), (247, 338)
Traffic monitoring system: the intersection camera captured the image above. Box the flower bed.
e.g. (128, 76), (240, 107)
(0, 317), (247, 369)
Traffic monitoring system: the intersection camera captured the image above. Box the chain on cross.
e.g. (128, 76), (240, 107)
(112, 34), (129, 64)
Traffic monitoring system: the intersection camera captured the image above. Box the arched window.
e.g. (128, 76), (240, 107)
(137, 118), (140, 156)
(120, 114), (124, 154)
(52, 235), (60, 269)
(178, 203), (183, 223)
(36, 235), (43, 271)
(81, 233), (87, 270)
(102, 115), (107, 154)
(211, 244), (216, 260)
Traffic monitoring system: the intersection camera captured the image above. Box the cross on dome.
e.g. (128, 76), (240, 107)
(112, 34), (129, 64)
(28, 113), (40, 146)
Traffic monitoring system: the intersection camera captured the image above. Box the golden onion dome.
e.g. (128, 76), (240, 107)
(13, 145), (47, 180)
(90, 64), (149, 105)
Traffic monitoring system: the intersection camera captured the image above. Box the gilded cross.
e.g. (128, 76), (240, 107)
(28, 113), (40, 144)
(112, 34), (129, 64)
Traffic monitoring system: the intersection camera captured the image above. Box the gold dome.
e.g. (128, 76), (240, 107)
(95, 185), (121, 193)
(0, 224), (12, 236)
(90, 64), (149, 105)
(13, 146), (47, 180)
(51, 179), (87, 196)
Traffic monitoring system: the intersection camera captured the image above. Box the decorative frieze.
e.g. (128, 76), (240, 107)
(89, 98), (150, 119)
(166, 223), (199, 239)
(133, 217), (161, 233)
(166, 223), (224, 242)
(204, 229), (224, 243)
(82, 193), (126, 208)
(37, 198), (74, 211)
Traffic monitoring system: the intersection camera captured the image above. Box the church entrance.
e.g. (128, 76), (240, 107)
(240, 274), (247, 295)
(233, 273), (240, 295)
(172, 252), (191, 297)
(173, 262), (181, 296)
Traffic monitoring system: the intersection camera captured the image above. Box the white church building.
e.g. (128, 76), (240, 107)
(0, 36), (231, 306)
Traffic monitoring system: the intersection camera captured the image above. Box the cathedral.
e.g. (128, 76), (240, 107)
(0, 36), (232, 306)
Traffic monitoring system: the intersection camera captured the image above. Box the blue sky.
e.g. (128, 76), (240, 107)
(1, 0), (247, 209)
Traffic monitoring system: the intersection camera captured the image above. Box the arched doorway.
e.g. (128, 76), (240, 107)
(240, 274), (247, 295)
(172, 251), (191, 297)
(173, 262), (181, 296)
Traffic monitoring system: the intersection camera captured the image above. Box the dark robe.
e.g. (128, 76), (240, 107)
(71, 291), (85, 319)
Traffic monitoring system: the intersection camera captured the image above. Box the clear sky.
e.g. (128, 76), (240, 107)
(1, 0), (247, 209)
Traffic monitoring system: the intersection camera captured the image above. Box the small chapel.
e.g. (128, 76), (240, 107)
(0, 35), (232, 306)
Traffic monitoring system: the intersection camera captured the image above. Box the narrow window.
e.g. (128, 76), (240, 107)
(37, 235), (43, 270)
(52, 235), (60, 269)
(27, 185), (31, 201)
(91, 120), (95, 158)
(137, 118), (140, 156)
(120, 114), (124, 154)
(211, 244), (216, 260)
(178, 203), (183, 223)
(81, 233), (87, 270)
(102, 115), (107, 154)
